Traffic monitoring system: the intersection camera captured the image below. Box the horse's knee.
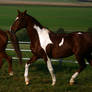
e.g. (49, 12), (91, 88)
(6, 56), (12, 66)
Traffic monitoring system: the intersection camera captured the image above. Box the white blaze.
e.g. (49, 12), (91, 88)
(15, 17), (19, 20)
(59, 38), (64, 46)
(34, 25), (53, 51)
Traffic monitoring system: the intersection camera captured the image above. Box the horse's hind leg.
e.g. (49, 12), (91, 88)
(1, 52), (13, 76)
(70, 56), (86, 85)
(86, 54), (92, 66)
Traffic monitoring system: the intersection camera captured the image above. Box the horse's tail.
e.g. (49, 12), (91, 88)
(6, 31), (22, 64)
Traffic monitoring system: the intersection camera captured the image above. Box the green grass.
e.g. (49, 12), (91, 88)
(0, 61), (92, 92)
(0, 5), (91, 41)
(0, 5), (92, 32)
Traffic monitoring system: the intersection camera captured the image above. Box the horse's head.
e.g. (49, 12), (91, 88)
(10, 10), (27, 33)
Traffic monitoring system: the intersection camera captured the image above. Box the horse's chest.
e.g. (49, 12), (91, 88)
(34, 25), (53, 51)
(38, 30), (52, 51)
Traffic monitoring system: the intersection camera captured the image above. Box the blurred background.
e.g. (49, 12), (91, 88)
(0, 0), (92, 41)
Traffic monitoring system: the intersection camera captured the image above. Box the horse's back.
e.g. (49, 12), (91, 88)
(78, 32), (92, 46)
(72, 32), (92, 55)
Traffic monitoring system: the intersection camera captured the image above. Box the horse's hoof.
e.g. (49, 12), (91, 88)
(51, 82), (56, 86)
(69, 81), (74, 85)
(9, 72), (14, 76)
(52, 84), (55, 86)
(25, 81), (29, 85)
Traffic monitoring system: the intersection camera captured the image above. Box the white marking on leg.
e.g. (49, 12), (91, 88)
(70, 72), (79, 85)
(34, 25), (53, 51)
(24, 63), (30, 85)
(59, 38), (64, 46)
(47, 57), (56, 86)
(9, 71), (14, 76)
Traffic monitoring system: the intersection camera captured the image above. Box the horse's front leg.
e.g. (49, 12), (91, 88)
(47, 57), (56, 86)
(24, 55), (38, 85)
(69, 56), (86, 85)
(43, 55), (56, 86)
(1, 52), (13, 76)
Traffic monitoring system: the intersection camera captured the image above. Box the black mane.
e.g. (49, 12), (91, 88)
(27, 14), (43, 29)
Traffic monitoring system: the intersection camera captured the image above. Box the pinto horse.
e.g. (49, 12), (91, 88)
(0, 29), (22, 75)
(10, 10), (92, 86)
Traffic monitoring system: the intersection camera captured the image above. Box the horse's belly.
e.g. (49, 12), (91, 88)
(51, 46), (73, 59)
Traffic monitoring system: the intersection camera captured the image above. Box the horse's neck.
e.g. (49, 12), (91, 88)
(26, 16), (43, 41)
(27, 26), (38, 42)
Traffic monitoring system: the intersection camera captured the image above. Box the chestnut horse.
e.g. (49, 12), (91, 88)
(10, 10), (92, 86)
(0, 29), (22, 76)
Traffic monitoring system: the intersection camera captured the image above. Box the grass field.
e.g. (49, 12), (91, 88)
(0, 60), (92, 92)
(0, 5), (92, 32)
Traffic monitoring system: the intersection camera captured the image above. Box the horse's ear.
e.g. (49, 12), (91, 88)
(17, 9), (21, 14)
(24, 10), (27, 14)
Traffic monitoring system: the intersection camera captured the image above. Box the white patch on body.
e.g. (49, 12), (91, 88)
(77, 32), (82, 35)
(59, 38), (64, 46)
(34, 25), (53, 51)
(15, 17), (19, 20)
